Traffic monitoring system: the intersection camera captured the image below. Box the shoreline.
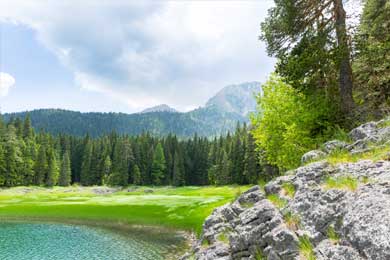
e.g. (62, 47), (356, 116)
(0, 217), (194, 259)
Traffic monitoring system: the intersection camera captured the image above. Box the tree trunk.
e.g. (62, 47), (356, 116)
(333, 0), (355, 114)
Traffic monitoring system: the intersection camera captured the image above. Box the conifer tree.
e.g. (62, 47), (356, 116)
(59, 151), (71, 186)
(172, 150), (185, 186)
(132, 164), (142, 185)
(46, 149), (59, 187)
(151, 142), (166, 185)
(34, 144), (48, 185)
(101, 155), (112, 185)
(80, 140), (92, 185)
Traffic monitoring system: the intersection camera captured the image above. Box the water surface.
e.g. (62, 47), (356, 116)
(0, 222), (185, 260)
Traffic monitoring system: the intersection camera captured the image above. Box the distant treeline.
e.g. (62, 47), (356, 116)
(0, 114), (272, 187)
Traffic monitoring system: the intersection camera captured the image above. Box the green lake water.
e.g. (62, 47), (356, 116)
(0, 222), (185, 260)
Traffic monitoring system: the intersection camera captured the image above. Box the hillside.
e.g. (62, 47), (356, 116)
(4, 82), (261, 137)
(184, 118), (390, 259)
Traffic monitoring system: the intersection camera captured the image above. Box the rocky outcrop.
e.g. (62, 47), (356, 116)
(184, 118), (390, 259)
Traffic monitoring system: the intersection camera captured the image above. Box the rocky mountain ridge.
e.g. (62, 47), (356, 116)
(184, 118), (390, 259)
(140, 104), (178, 114)
(4, 82), (261, 137)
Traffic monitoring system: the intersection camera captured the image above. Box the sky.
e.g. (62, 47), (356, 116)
(0, 0), (276, 113)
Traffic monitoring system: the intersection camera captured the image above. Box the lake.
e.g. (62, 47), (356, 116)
(0, 222), (186, 260)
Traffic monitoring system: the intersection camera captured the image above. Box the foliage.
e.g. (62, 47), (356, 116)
(260, 0), (355, 115)
(254, 247), (264, 260)
(324, 176), (358, 192)
(251, 74), (331, 170)
(281, 182), (296, 198)
(217, 232), (229, 243)
(299, 235), (316, 260)
(327, 226), (340, 244)
(354, 0), (390, 115)
(0, 114), (263, 188)
(283, 211), (300, 231)
(325, 144), (390, 165)
(266, 194), (288, 209)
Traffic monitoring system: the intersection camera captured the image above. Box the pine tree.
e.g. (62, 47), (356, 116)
(46, 149), (59, 187)
(23, 114), (34, 139)
(132, 164), (142, 185)
(34, 144), (48, 185)
(80, 140), (92, 185)
(151, 142), (166, 185)
(244, 132), (260, 184)
(59, 151), (71, 186)
(101, 155), (112, 185)
(172, 150), (185, 186)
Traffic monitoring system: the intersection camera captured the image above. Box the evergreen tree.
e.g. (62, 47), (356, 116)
(172, 150), (185, 186)
(23, 114), (34, 139)
(151, 142), (166, 185)
(101, 155), (112, 185)
(34, 144), (48, 185)
(46, 149), (59, 187)
(132, 164), (142, 185)
(59, 151), (71, 186)
(80, 140), (92, 185)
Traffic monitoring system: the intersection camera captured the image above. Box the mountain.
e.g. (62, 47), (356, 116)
(3, 82), (261, 137)
(206, 82), (261, 116)
(141, 104), (177, 114)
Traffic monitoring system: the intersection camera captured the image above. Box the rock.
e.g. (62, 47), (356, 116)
(144, 189), (154, 193)
(301, 150), (327, 164)
(264, 175), (295, 195)
(349, 121), (378, 141)
(186, 118), (390, 260)
(342, 183), (390, 260)
(323, 140), (348, 153)
(315, 240), (363, 260)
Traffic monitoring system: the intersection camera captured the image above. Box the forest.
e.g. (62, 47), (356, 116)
(0, 114), (265, 187)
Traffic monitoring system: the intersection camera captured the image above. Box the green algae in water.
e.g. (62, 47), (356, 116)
(0, 222), (184, 260)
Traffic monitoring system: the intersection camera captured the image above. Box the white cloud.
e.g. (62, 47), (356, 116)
(0, 72), (15, 97)
(0, 0), (275, 110)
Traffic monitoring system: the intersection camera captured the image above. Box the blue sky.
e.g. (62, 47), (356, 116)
(0, 1), (276, 113)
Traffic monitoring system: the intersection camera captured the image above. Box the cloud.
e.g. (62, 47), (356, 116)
(0, 0), (275, 111)
(0, 72), (15, 97)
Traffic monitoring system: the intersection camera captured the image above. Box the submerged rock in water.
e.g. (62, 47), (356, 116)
(184, 118), (390, 259)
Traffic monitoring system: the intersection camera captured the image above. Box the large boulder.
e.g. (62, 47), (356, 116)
(186, 118), (390, 260)
(301, 150), (326, 164)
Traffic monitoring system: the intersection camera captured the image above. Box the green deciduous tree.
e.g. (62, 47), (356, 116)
(251, 74), (331, 170)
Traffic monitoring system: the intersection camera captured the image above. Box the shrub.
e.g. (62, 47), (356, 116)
(251, 74), (332, 170)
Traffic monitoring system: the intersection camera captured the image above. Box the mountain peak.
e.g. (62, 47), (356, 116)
(140, 104), (178, 114)
(205, 82), (262, 116)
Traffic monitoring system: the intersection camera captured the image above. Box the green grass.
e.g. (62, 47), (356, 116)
(299, 235), (316, 260)
(323, 176), (358, 192)
(281, 182), (296, 198)
(327, 226), (340, 244)
(326, 144), (390, 165)
(266, 194), (288, 209)
(217, 232), (229, 243)
(283, 211), (300, 231)
(254, 247), (265, 260)
(0, 185), (249, 235)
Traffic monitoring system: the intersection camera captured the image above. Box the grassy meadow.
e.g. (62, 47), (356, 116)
(0, 185), (249, 234)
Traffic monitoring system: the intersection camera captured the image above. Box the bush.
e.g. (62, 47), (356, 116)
(251, 74), (332, 170)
